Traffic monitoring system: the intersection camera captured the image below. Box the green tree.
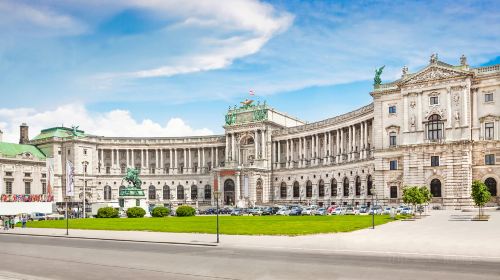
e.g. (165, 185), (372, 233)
(402, 186), (424, 218)
(419, 186), (432, 215)
(471, 180), (491, 219)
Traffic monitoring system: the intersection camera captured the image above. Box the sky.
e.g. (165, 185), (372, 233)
(0, 0), (499, 143)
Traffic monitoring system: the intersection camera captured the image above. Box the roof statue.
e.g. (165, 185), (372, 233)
(240, 99), (254, 109)
(460, 54), (468, 66)
(373, 65), (385, 87)
(430, 53), (438, 64)
(401, 65), (408, 77)
(71, 125), (79, 137)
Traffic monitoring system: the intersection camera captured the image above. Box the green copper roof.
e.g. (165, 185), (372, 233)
(32, 127), (86, 141)
(0, 142), (46, 160)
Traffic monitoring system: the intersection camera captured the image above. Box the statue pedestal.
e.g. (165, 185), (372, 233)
(118, 186), (149, 217)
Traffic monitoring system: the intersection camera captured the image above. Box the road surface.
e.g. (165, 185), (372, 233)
(0, 235), (498, 280)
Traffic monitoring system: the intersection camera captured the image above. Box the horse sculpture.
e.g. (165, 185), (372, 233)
(123, 168), (142, 189)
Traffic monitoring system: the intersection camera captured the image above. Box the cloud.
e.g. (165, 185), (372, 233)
(0, 104), (213, 143)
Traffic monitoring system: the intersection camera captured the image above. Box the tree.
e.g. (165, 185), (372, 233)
(471, 180), (491, 219)
(402, 186), (422, 218)
(419, 186), (432, 216)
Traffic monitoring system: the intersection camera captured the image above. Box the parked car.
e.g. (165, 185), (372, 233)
(326, 205), (337, 214)
(276, 207), (290, 216)
(369, 206), (383, 215)
(250, 207), (264, 216)
(358, 206), (369, 214)
(261, 207), (273, 216)
(315, 208), (327, 216)
(30, 212), (47, 221)
(302, 206), (315, 216)
(230, 208), (244, 216)
(289, 207), (302, 216)
(345, 207), (355, 215)
(333, 207), (345, 215)
(401, 207), (413, 215)
(382, 207), (392, 215)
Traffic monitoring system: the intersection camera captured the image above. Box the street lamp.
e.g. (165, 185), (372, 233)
(213, 191), (221, 243)
(371, 187), (377, 229)
(82, 161), (89, 218)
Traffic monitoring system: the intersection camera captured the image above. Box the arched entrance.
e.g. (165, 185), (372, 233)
(223, 179), (235, 205)
(256, 179), (263, 204)
(430, 179), (442, 197)
(485, 177), (497, 197)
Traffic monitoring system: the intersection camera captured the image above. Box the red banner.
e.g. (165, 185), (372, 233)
(1, 194), (54, 202)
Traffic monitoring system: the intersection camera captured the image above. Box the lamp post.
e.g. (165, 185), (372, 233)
(82, 161), (89, 218)
(371, 188), (377, 229)
(214, 191), (221, 243)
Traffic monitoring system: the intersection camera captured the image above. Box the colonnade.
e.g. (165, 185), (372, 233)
(273, 120), (372, 169)
(98, 146), (223, 175)
(225, 129), (267, 164)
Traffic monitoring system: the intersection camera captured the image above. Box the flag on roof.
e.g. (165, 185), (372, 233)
(249, 89), (255, 96)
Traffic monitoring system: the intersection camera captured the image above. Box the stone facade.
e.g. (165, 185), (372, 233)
(1, 55), (499, 209)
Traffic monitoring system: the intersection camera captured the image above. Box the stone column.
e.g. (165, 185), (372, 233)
(254, 130), (259, 158)
(188, 148), (192, 174)
(169, 149), (173, 174)
(155, 149), (159, 170)
(145, 149), (149, 171)
(231, 133), (236, 162)
(174, 149), (178, 174)
(277, 141), (281, 169)
(286, 139), (290, 168)
(261, 130), (266, 161)
(211, 147), (214, 170)
(462, 85), (468, 127)
(236, 172), (241, 201)
(446, 87), (452, 128)
(202, 148), (206, 173)
(183, 149), (187, 174)
(340, 129), (344, 162)
(197, 148), (201, 174)
(323, 132), (328, 164)
(160, 149), (164, 172)
(226, 134), (230, 162)
(131, 149), (135, 169)
(215, 147), (219, 167)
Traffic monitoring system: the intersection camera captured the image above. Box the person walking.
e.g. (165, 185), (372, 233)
(21, 215), (27, 228)
(4, 217), (9, 230)
(10, 216), (15, 229)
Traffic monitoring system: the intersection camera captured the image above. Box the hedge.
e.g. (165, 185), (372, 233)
(126, 207), (146, 218)
(96, 207), (119, 218)
(152, 207), (170, 217)
(176, 206), (196, 217)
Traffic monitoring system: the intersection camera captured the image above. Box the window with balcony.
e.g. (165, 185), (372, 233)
(5, 181), (12, 194)
(25, 182), (31, 194)
(427, 114), (444, 140)
(485, 154), (495, 165)
(431, 156), (440, 167)
(485, 122), (494, 140)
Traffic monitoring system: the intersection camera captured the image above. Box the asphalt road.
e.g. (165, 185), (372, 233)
(0, 235), (498, 280)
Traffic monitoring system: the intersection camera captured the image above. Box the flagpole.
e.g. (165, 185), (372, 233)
(65, 198), (69, 235)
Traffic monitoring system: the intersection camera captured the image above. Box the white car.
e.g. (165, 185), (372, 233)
(382, 207), (392, 215)
(333, 207), (345, 215)
(302, 207), (315, 215)
(369, 206), (383, 215)
(276, 207), (290, 216)
(401, 207), (413, 215)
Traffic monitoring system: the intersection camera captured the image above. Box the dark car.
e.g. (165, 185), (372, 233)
(261, 207), (273, 215)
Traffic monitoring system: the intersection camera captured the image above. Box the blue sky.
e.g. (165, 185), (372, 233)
(0, 0), (499, 142)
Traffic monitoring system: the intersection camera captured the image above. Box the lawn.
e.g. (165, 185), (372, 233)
(27, 215), (405, 236)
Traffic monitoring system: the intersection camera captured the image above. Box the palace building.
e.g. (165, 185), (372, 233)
(1, 55), (499, 211)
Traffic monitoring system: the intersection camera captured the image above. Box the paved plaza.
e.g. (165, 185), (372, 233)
(3, 210), (499, 262)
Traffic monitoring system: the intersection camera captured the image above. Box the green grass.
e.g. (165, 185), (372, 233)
(27, 215), (405, 236)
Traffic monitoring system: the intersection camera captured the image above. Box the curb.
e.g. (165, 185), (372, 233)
(0, 232), (218, 247)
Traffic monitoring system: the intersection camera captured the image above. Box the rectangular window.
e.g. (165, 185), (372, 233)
(389, 134), (397, 147)
(5, 181), (12, 194)
(106, 166), (111, 174)
(41, 173), (46, 178)
(388, 106), (396, 114)
(390, 160), (398, 170)
(83, 149), (87, 155)
(431, 156), (440, 167)
(24, 173), (31, 177)
(485, 154), (495, 165)
(430, 96), (439, 105)
(25, 182), (31, 194)
(42, 182), (47, 194)
(5, 172), (12, 176)
(485, 93), (494, 102)
(390, 186), (398, 198)
(485, 122), (494, 140)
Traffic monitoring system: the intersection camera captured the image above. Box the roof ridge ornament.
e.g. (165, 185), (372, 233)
(373, 65), (385, 88)
(430, 53), (438, 64)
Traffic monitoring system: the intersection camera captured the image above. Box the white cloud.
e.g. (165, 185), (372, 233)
(0, 104), (213, 143)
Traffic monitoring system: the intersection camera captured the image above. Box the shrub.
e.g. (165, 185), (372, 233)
(96, 207), (119, 218)
(152, 207), (170, 217)
(176, 205), (196, 217)
(126, 207), (146, 218)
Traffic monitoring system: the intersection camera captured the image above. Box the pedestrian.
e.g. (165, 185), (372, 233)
(21, 216), (27, 228)
(3, 217), (9, 231)
(10, 216), (15, 229)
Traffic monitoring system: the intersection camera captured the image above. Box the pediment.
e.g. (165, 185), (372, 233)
(401, 65), (469, 86)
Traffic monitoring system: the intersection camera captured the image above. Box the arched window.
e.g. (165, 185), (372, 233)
(367, 175), (373, 195)
(343, 177), (349, 197)
(331, 179), (337, 197)
(148, 185), (156, 200)
(104, 185), (112, 201)
(293, 181), (299, 198)
(427, 114), (444, 140)
(119, 185), (125, 196)
(485, 178), (497, 196)
(306, 180), (312, 197)
(280, 182), (287, 198)
(163, 185), (170, 200)
(355, 176), (361, 196)
(177, 185), (185, 200)
(430, 179), (442, 197)
(191, 185), (198, 200)
(204, 185), (211, 199)
(318, 180), (325, 197)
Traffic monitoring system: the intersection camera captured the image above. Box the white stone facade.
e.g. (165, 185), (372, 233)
(1, 56), (499, 209)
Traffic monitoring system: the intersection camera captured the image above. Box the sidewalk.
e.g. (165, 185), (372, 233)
(2, 210), (499, 262)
